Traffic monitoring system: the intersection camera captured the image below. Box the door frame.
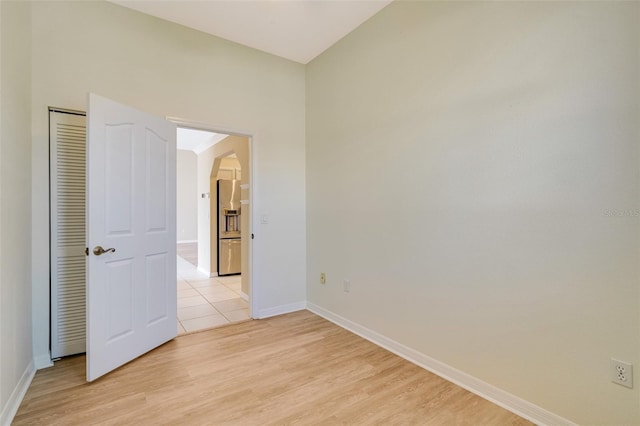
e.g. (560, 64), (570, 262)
(168, 117), (256, 318)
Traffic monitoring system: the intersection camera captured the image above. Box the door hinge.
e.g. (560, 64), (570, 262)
(84, 247), (89, 256)
(251, 233), (254, 240)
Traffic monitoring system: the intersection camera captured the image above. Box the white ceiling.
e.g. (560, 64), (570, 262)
(110, 0), (393, 64)
(177, 128), (229, 154)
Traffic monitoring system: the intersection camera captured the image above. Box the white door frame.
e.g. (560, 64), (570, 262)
(168, 117), (256, 318)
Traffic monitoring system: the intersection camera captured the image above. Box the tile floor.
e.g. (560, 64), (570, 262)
(177, 255), (249, 334)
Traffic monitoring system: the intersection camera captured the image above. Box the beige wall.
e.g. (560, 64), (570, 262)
(0, 0), (34, 421)
(306, 1), (639, 424)
(218, 156), (241, 177)
(30, 1), (306, 363)
(176, 150), (197, 242)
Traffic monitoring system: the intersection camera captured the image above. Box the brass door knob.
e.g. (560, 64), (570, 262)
(93, 246), (116, 256)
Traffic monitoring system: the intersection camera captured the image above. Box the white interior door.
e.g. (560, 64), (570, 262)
(87, 93), (177, 381)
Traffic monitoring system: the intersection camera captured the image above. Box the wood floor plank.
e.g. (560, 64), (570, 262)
(13, 310), (532, 425)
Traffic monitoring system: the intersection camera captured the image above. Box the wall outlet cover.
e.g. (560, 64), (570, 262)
(611, 359), (633, 389)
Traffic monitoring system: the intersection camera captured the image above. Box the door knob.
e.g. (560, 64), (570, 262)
(93, 246), (116, 256)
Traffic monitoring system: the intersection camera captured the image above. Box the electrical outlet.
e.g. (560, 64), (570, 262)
(343, 280), (350, 293)
(320, 273), (326, 284)
(611, 359), (633, 388)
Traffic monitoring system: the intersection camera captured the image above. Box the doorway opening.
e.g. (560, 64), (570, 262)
(175, 127), (252, 334)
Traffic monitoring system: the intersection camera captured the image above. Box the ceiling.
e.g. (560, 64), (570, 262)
(176, 128), (229, 154)
(110, 0), (393, 64)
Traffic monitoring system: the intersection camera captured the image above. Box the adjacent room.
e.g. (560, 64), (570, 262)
(1, 0), (638, 425)
(175, 127), (250, 333)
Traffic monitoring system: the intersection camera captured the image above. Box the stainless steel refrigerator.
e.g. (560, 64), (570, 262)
(217, 179), (241, 276)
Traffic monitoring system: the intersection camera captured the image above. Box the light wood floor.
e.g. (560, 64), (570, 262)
(14, 311), (532, 425)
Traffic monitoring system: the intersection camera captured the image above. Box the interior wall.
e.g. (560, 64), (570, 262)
(31, 0), (306, 362)
(176, 150), (197, 242)
(0, 0), (34, 420)
(196, 143), (216, 275)
(219, 156), (241, 174)
(306, 2), (639, 424)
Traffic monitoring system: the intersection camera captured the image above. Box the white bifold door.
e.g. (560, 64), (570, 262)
(50, 110), (87, 358)
(86, 94), (177, 381)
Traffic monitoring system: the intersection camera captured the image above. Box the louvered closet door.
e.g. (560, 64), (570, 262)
(50, 110), (87, 358)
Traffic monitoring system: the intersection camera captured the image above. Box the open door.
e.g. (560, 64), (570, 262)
(86, 94), (177, 381)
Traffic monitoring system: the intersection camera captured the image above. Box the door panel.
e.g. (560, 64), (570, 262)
(146, 253), (169, 325)
(105, 258), (134, 342)
(146, 130), (168, 232)
(87, 93), (176, 381)
(105, 124), (134, 235)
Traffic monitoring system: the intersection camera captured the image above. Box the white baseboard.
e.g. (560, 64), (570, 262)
(34, 353), (53, 369)
(256, 301), (306, 319)
(240, 291), (249, 301)
(0, 359), (36, 426)
(306, 303), (575, 426)
(177, 239), (197, 244)
(196, 267), (215, 277)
